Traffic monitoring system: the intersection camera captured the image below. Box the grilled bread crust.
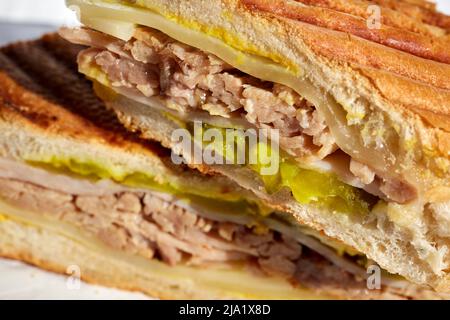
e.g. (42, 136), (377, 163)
(1, 35), (437, 300)
(111, 0), (450, 210)
(130, 0), (450, 129)
(0, 34), (243, 198)
(77, 0), (450, 290)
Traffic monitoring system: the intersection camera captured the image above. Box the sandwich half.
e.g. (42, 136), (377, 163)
(1, 33), (448, 299)
(61, 0), (450, 291)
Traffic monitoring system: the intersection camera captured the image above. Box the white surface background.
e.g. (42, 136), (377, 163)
(0, 0), (77, 26)
(0, 0), (449, 300)
(0, 260), (148, 299)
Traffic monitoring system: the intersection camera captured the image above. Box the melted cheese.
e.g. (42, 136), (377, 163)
(69, 0), (373, 166)
(68, 0), (392, 173)
(68, 0), (328, 102)
(0, 199), (330, 300)
(69, 0), (439, 192)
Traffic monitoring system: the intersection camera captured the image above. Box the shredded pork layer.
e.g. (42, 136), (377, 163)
(62, 27), (417, 204)
(0, 176), (415, 299)
(0, 177), (303, 275)
(71, 27), (338, 160)
(0, 158), (439, 299)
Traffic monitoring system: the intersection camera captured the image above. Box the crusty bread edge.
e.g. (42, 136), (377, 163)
(2, 207), (447, 300)
(130, 0), (449, 196)
(0, 110), (251, 206)
(0, 216), (235, 300)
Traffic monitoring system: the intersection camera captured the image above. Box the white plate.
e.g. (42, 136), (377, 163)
(0, 259), (149, 300)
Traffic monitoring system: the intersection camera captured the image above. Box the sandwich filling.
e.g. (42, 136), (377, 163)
(0, 157), (432, 299)
(58, 0), (450, 281)
(64, 26), (414, 210)
(63, 2), (428, 204)
(1, 27), (448, 298)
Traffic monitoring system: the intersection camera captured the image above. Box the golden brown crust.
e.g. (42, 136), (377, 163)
(356, 66), (450, 132)
(299, 0), (450, 32)
(235, 0), (450, 135)
(291, 0), (446, 37)
(0, 34), (169, 158)
(259, 18), (450, 136)
(244, 0), (450, 63)
(233, 0), (450, 134)
(239, 1), (450, 89)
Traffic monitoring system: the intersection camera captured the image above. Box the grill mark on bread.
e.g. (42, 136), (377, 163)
(0, 92), (56, 128)
(1, 40), (127, 134)
(396, 0), (436, 11)
(0, 52), (50, 97)
(291, 0), (450, 31)
(370, 0), (450, 30)
(291, 0), (446, 36)
(270, 14), (450, 91)
(237, 0), (450, 92)
(39, 34), (85, 71)
(242, 0), (450, 64)
(357, 67), (450, 132)
(0, 34), (173, 159)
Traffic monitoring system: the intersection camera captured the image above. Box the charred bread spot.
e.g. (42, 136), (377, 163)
(241, 0), (450, 64)
(0, 34), (173, 157)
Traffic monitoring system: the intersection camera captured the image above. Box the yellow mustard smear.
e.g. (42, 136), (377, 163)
(133, 0), (301, 75)
(0, 213), (8, 222)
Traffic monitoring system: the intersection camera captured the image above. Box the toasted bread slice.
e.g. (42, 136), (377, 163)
(0, 34), (245, 201)
(1, 34), (420, 300)
(3, 34), (450, 300)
